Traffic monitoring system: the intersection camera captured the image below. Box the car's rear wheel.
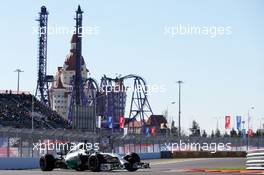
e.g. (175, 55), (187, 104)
(88, 154), (102, 172)
(124, 152), (140, 172)
(39, 154), (55, 171)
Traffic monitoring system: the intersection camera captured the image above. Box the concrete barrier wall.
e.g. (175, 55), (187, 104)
(172, 151), (246, 158)
(138, 153), (160, 160)
(119, 153), (161, 160)
(0, 153), (160, 170)
(0, 157), (40, 170)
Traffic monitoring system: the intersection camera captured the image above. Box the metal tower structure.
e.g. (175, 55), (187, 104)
(98, 74), (154, 133)
(35, 6), (51, 106)
(123, 74), (153, 132)
(96, 75), (123, 130)
(86, 78), (99, 106)
(68, 5), (92, 125)
(73, 5), (85, 106)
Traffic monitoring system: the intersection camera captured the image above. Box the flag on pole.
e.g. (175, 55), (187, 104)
(151, 127), (156, 135)
(248, 129), (253, 137)
(145, 128), (150, 136)
(236, 116), (242, 130)
(108, 116), (113, 129)
(119, 115), (124, 129)
(225, 116), (231, 129)
(96, 116), (101, 128)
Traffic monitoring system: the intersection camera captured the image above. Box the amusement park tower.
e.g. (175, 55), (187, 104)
(35, 6), (54, 107)
(50, 6), (96, 131)
(69, 5), (95, 130)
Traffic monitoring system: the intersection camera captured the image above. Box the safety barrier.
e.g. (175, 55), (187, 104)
(119, 152), (160, 160)
(0, 157), (40, 170)
(160, 151), (173, 158)
(246, 149), (264, 170)
(138, 152), (160, 160)
(173, 151), (246, 158)
(0, 152), (160, 170)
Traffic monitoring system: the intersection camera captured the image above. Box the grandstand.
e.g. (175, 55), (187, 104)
(0, 91), (71, 129)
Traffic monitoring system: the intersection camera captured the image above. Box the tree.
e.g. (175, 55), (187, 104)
(202, 130), (207, 138)
(224, 131), (230, 137)
(162, 109), (168, 122)
(230, 128), (238, 137)
(171, 120), (178, 136)
(238, 130), (242, 137)
(171, 120), (175, 129)
(211, 130), (215, 138)
(189, 120), (201, 137)
(215, 129), (221, 137)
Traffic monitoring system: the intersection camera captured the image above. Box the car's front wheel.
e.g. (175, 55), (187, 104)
(124, 152), (140, 172)
(88, 154), (103, 172)
(39, 154), (55, 171)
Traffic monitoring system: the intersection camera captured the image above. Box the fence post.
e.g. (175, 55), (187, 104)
(27, 139), (30, 157)
(31, 137), (34, 157)
(158, 139), (160, 152)
(123, 140), (125, 154)
(152, 138), (155, 152)
(139, 137), (142, 153)
(19, 137), (22, 157)
(133, 138), (136, 153)
(128, 139), (130, 153)
(261, 135), (263, 149)
(7, 136), (10, 157)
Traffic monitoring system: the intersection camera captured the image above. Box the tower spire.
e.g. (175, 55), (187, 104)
(74, 5), (84, 105)
(77, 5), (82, 12)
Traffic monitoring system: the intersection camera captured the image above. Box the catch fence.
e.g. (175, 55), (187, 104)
(0, 127), (263, 157)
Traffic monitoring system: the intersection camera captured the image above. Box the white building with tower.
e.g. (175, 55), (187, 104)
(50, 34), (90, 119)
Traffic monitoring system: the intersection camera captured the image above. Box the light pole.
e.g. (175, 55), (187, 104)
(247, 107), (255, 132)
(31, 91), (35, 132)
(14, 69), (24, 94)
(177, 80), (183, 138)
(247, 106), (255, 150)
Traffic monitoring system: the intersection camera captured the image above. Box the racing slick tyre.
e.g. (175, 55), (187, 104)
(75, 155), (88, 171)
(39, 154), (55, 171)
(88, 154), (103, 172)
(124, 152), (140, 172)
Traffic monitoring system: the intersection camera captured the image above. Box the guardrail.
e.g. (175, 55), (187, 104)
(246, 149), (264, 170)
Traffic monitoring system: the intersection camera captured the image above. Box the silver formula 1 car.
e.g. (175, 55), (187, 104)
(39, 143), (150, 172)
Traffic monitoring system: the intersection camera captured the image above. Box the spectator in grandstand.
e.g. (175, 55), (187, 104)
(0, 92), (71, 129)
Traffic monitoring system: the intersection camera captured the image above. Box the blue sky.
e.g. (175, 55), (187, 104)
(0, 0), (263, 134)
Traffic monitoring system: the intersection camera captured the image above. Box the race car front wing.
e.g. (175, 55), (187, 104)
(100, 162), (150, 171)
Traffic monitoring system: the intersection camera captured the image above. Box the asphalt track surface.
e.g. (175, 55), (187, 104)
(0, 158), (256, 175)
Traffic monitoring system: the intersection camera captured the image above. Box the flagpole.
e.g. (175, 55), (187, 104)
(247, 106), (255, 151)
